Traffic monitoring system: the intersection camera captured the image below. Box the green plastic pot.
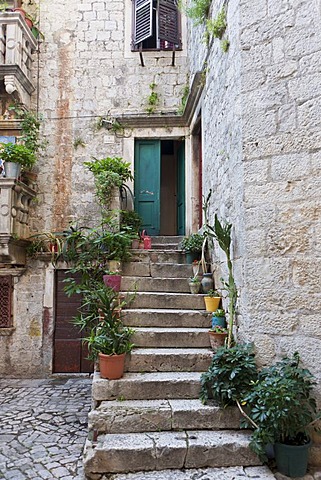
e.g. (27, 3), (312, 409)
(274, 439), (311, 477)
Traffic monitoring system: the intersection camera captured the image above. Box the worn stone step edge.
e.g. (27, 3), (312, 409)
(96, 466), (276, 480)
(122, 263), (193, 278)
(88, 399), (241, 434)
(83, 430), (261, 476)
(92, 371), (202, 402)
(126, 347), (212, 372)
(125, 292), (206, 310)
(122, 309), (211, 328)
(121, 277), (192, 292)
(132, 328), (211, 348)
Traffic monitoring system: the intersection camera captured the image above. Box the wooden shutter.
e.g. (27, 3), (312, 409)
(158, 0), (179, 44)
(134, 0), (153, 45)
(0, 276), (12, 328)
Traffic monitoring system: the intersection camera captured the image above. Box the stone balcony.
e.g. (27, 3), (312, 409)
(0, 12), (37, 108)
(0, 178), (36, 265)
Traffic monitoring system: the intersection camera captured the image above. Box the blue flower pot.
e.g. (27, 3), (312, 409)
(274, 440), (311, 477)
(211, 316), (227, 328)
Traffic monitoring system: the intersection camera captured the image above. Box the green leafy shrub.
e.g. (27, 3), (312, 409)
(200, 343), (258, 406)
(0, 143), (36, 169)
(181, 233), (204, 253)
(243, 352), (321, 459)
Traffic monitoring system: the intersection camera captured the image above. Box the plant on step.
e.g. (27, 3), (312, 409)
(84, 156), (133, 211)
(241, 352), (321, 462)
(181, 232), (204, 253)
(200, 343), (258, 407)
(84, 319), (135, 360)
(120, 210), (143, 237)
(203, 190), (237, 348)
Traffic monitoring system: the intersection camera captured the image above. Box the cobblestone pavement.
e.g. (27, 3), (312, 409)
(0, 376), (92, 480)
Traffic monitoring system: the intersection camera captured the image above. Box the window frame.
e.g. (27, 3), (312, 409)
(132, 0), (182, 52)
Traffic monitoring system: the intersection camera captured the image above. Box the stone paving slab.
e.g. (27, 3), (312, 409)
(0, 376), (91, 480)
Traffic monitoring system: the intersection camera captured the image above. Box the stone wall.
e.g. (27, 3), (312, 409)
(188, 0), (321, 409)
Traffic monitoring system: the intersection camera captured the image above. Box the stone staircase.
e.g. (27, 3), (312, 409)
(83, 236), (261, 479)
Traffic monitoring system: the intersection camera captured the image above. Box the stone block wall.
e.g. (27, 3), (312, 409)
(188, 0), (321, 410)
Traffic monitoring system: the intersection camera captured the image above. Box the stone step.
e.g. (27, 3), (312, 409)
(126, 348), (212, 372)
(92, 371), (202, 402)
(132, 328), (210, 348)
(89, 466), (276, 480)
(83, 430), (260, 477)
(122, 309), (211, 328)
(122, 262), (193, 278)
(129, 251), (186, 264)
(88, 399), (241, 434)
(127, 292), (206, 310)
(122, 277), (191, 293)
(152, 236), (184, 245)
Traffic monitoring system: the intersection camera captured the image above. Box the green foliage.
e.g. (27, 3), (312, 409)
(212, 308), (225, 317)
(9, 105), (45, 155)
(243, 352), (321, 459)
(205, 289), (220, 297)
(84, 320), (135, 359)
(181, 233), (204, 253)
(120, 210), (143, 235)
(73, 137), (86, 149)
(84, 156), (133, 210)
(221, 38), (230, 52)
(180, 0), (211, 26)
(200, 343), (258, 406)
(177, 84), (189, 115)
(0, 142), (36, 169)
(146, 82), (159, 114)
(205, 8), (227, 39)
(209, 325), (227, 334)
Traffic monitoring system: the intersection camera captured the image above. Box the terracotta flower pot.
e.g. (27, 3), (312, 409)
(208, 331), (227, 350)
(98, 352), (126, 380)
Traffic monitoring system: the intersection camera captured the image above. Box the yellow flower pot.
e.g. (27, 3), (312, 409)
(204, 296), (221, 312)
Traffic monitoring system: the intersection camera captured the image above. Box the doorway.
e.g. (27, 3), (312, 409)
(53, 271), (93, 374)
(134, 139), (185, 236)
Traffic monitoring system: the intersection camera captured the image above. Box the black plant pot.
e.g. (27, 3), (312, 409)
(274, 440), (311, 477)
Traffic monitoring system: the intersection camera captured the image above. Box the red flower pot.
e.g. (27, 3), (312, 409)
(98, 352), (126, 380)
(103, 274), (122, 292)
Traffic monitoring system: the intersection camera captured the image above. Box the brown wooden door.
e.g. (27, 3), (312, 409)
(53, 271), (93, 373)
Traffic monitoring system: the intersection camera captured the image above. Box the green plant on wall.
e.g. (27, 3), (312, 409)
(8, 104), (46, 155)
(146, 82), (159, 114)
(206, 7), (227, 39)
(179, 0), (211, 26)
(221, 38), (229, 52)
(177, 84), (189, 115)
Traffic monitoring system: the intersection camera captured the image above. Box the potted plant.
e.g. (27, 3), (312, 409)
(181, 233), (204, 263)
(201, 272), (214, 293)
(0, 142), (36, 178)
(120, 209), (143, 249)
(103, 271), (122, 292)
(203, 289), (221, 312)
(84, 318), (135, 380)
(208, 325), (228, 350)
(211, 308), (226, 328)
(243, 352), (321, 477)
(188, 276), (201, 294)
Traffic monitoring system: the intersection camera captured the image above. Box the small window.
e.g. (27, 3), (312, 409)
(132, 0), (181, 51)
(0, 276), (13, 328)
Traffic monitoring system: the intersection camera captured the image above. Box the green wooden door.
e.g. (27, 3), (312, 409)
(134, 140), (161, 236)
(177, 142), (185, 235)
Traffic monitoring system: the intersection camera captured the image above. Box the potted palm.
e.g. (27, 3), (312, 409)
(181, 233), (204, 263)
(84, 318), (135, 380)
(243, 352), (321, 477)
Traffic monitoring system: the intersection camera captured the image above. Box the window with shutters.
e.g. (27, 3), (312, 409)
(132, 0), (182, 51)
(0, 276), (13, 328)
